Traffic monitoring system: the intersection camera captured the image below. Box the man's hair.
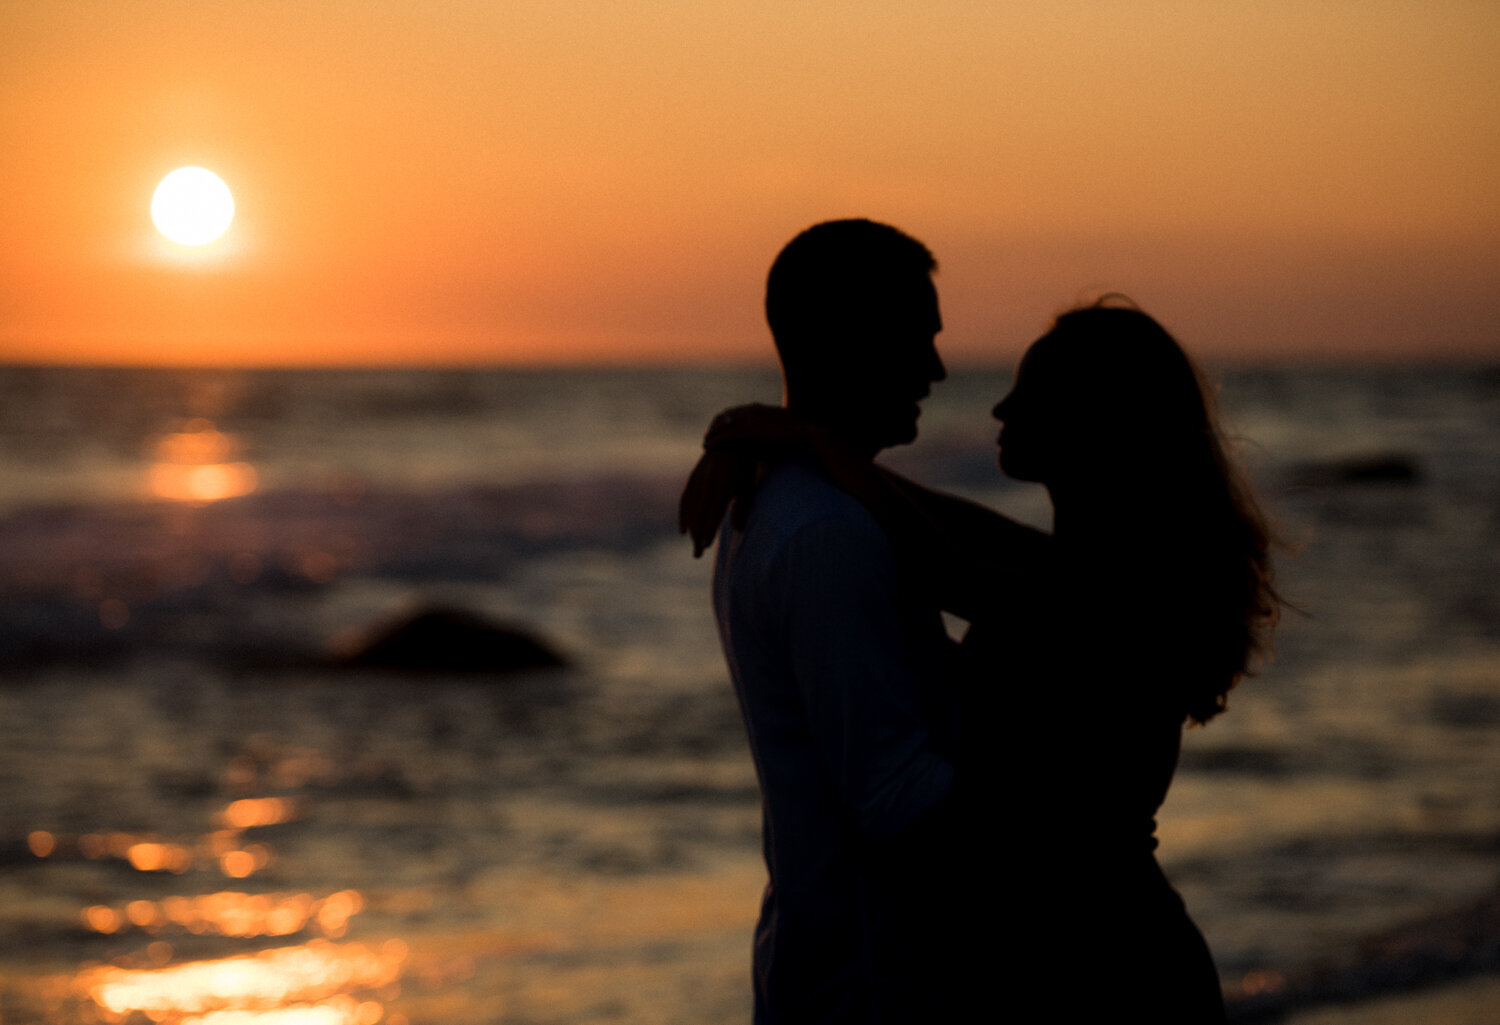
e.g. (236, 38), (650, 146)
(765, 219), (936, 371)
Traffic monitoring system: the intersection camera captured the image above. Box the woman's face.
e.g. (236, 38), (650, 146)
(992, 343), (1057, 484)
(991, 336), (1098, 485)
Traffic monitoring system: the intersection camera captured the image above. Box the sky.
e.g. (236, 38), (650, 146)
(1, 1), (1496, 366)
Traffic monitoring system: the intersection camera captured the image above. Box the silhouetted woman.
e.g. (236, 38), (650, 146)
(962, 303), (1277, 1021)
(682, 300), (1279, 1022)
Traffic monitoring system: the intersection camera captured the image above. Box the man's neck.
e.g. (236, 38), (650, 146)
(784, 396), (880, 463)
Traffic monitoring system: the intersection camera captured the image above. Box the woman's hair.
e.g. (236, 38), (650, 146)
(1040, 298), (1281, 724)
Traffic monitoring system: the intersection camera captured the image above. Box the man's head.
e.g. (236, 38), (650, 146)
(766, 219), (944, 455)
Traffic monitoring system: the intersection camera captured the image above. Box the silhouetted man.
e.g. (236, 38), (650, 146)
(712, 219), (958, 1023)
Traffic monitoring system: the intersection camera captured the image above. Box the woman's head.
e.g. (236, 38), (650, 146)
(994, 298), (1281, 723)
(993, 302), (1213, 490)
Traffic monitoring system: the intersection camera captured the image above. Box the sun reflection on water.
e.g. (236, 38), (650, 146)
(27, 738), (413, 1025)
(30, 802), (295, 880)
(219, 798), (301, 830)
(81, 890), (363, 940)
(68, 886), (405, 1024)
(149, 418), (258, 503)
(77, 938), (406, 1023)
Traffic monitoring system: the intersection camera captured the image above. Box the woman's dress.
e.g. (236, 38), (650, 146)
(959, 564), (1228, 1023)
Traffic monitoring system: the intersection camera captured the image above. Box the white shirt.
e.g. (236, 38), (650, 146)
(713, 459), (955, 1024)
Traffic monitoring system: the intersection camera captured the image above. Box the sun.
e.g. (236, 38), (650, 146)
(151, 167), (235, 246)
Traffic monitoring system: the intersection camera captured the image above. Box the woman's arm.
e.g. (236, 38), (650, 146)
(681, 404), (1050, 617)
(679, 405), (809, 556)
(679, 446), (758, 557)
(866, 467), (1050, 621)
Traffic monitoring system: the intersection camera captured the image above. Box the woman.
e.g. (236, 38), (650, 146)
(683, 300), (1279, 1021)
(970, 303), (1277, 1020)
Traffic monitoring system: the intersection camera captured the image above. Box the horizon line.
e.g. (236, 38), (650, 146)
(0, 352), (1495, 373)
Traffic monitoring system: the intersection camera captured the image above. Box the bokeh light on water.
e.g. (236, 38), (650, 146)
(148, 419), (258, 504)
(19, 746), (412, 1025)
(28, 794), (303, 882)
(80, 890), (362, 942)
(76, 940), (405, 1024)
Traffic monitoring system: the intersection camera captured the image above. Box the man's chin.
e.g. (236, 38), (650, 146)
(879, 420), (920, 449)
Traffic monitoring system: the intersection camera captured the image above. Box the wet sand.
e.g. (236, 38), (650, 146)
(1280, 976), (1500, 1025)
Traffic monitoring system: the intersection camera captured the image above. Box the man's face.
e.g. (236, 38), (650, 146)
(839, 272), (946, 452)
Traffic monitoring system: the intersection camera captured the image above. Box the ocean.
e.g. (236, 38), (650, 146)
(0, 364), (1496, 1024)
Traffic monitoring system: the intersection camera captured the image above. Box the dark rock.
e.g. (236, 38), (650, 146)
(327, 605), (567, 674)
(0, 596), (132, 671)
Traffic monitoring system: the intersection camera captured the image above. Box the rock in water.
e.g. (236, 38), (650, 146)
(330, 606), (566, 673)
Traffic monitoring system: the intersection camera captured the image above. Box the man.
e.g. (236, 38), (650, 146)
(708, 220), (959, 1023)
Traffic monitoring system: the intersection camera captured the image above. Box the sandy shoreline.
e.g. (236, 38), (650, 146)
(1274, 974), (1500, 1025)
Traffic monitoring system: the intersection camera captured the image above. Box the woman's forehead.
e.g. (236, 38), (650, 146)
(1015, 333), (1063, 379)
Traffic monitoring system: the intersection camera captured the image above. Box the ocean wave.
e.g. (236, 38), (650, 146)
(0, 474), (682, 671)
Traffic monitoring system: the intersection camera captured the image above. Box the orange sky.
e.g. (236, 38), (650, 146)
(1, 1), (1496, 366)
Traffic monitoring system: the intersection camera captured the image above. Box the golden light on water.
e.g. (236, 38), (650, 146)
(221, 848), (261, 879)
(219, 797), (300, 830)
(149, 419), (258, 503)
(81, 890), (363, 940)
(185, 1002), (390, 1025)
(27, 829), (56, 857)
(128, 840), (196, 873)
(29, 739), (417, 1025)
(72, 885), (399, 1022)
(49, 825), (272, 878)
(83, 904), (124, 935)
(1239, 970), (1287, 997)
(151, 462), (261, 503)
(77, 938), (406, 1022)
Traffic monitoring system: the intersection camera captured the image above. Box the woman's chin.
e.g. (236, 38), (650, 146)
(998, 450), (1040, 483)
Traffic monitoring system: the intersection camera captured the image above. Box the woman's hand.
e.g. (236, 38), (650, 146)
(708, 403), (872, 495)
(680, 403), (882, 556)
(703, 403), (810, 451)
(679, 446), (758, 557)
(679, 404), (810, 557)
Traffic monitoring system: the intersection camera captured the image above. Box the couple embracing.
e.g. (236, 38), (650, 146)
(681, 219), (1280, 1024)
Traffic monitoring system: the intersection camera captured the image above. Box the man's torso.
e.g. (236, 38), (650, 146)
(712, 459), (956, 1023)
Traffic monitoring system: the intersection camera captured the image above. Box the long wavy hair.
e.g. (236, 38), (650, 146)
(1036, 299), (1281, 724)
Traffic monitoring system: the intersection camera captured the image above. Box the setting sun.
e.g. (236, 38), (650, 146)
(1, 2), (1496, 365)
(151, 167), (235, 246)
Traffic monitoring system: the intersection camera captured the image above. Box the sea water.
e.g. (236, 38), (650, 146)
(0, 364), (1495, 1023)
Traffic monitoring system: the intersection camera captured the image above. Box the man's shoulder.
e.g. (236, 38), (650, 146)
(751, 459), (884, 541)
(717, 460), (891, 587)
